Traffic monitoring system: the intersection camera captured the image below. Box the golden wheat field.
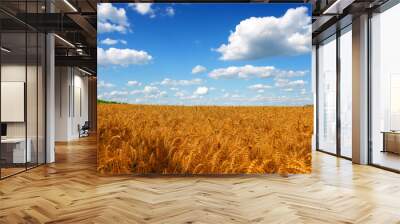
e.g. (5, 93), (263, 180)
(97, 104), (313, 175)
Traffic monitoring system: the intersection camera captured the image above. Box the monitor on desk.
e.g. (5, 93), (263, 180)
(1, 123), (7, 138)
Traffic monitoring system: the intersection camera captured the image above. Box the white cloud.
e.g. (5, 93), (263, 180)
(145, 92), (167, 99)
(209, 65), (274, 79)
(300, 88), (307, 95)
(180, 94), (203, 100)
(129, 3), (155, 17)
(100, 38), (118, 45)
(98, 47), (152, 66)
(209, 65), (307, 80)
(129, 85), (167, 99)
(127, 80), (142, 86)
(275, 70), (308, 78)
(104, 90), (129, 96)
(192, 65), (207, 74)
(216, 7), (311, 60)
(98, 22), (127, 33)
(283, 88), (294, 92)
(159, 91), (168, 97)
(194, 86), (209, 95)
(275, 78), (306, 88)
(98, 3), (130, 33)
(223, 94), (311, 105)
(175, 91), (185, 97)
(231, 94), (241, 98)
(100, 38), (127, 45)
(143, 86), (159, 94)
(130, 90), (142, 95)
(159, 78), (202, 86)
(166, 7), (175, 16)
(170, 87), (179, 91)
(247, 84), (272, 91)
(98, 80), (115, 88)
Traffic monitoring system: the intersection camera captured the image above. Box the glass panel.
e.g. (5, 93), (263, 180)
(38, 32), (45, 165)
(371, 4), (400, 171)
(340, 27), (352, 158)
(24, 0), (40, 170)
(0, 0), (46, 178)
(318, 36), (337, 154)
(1, 31), (27, 177)
(27, 31), (38, 169)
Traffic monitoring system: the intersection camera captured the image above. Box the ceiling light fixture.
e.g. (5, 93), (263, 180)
(63, 0), (78, 12)
(1, 47), (11, 53)
(322, 0), (354, 15)
(54, 34), (75, 48)
(78, 67), (92, 76)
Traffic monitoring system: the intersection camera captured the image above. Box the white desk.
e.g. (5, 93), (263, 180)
(1, 138), (31, 163)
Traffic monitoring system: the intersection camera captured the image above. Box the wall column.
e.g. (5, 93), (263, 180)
(352, 14), (369, 164)
(46, 33), (55, 163)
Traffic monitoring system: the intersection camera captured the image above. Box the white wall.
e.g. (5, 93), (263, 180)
(55, 66), (70, 141)
(55, 67), (89, 141)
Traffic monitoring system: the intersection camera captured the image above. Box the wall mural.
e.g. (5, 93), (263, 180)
(97, 3), (313, 175)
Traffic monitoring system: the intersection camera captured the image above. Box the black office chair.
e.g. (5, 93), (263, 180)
(79, 121), (90, 138)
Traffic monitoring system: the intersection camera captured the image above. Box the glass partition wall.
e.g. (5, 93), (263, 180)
(0, 1), (46, 179)
(317, 35), (337, 155)
(370, 3), (400, 171)
(316, 25), (353, 159)
(339, 26), (352, 159)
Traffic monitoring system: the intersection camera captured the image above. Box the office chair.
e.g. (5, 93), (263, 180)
(79, 121), (90, 138)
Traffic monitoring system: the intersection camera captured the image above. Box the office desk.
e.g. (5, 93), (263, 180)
(1, 138), (31, 163)
(381, 131), (400, 154)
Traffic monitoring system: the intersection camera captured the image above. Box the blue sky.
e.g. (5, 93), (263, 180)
(97, 3), (312, 106)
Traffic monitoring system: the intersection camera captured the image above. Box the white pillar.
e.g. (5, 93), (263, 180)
(46, 32), (55, 163)
(352, 14), (369, 164)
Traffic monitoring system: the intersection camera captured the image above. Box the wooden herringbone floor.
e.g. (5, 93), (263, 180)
(1, 136), (400, 224)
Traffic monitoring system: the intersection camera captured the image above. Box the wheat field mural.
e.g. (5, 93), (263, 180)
(97, 103), (313, 175)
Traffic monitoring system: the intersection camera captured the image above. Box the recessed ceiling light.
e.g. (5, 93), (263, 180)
(54, 34), (75, 48)
(63, 0), (78, 12)
(1, 47), (11, 53)
(78, 67), (92, 76)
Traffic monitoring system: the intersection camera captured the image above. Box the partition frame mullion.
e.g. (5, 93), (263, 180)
(36, 0), (39, 168)
(24, 0), (28, 171)
(0, 25), (2, 179)
(336, 27), (341, 157)
(315, 44), (320, 151)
